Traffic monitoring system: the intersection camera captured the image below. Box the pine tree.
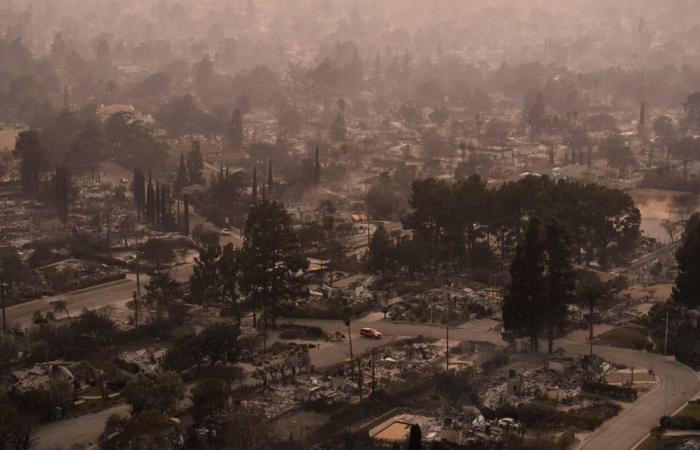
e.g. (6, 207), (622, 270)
(544, 220), (575, 354)
(367, 224), (394, 274)
(503, 218), (547, 351)
(672, 213), (700, 308)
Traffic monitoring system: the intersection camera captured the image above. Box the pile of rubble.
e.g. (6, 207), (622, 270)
(119, 345), (169, 373)
(479, 356), (614, 410)
(390, 288), (502, 322)
(10, 360), (102, 392)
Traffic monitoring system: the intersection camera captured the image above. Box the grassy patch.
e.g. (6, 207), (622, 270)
(598, 327), (648, 350)
(677, 401), (700, 420)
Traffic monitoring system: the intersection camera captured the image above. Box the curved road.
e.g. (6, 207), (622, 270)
(291, 319), (699, 450)
(559, 341), (699, 450)
(24, 312), (698, 450)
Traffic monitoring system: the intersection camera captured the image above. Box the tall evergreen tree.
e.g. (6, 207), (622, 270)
(155, 182), (161, 226)
(183, 194), (190, 236)
(53, 165), (71, 223)
(174, 154), (188, 196)
(146, 175), (155, 224)
(544, 220), (575, 354)
(229, 108), (244, 150)
(14, 130), (47, 198)
(239, 201), (307, 328)
(503, 218), (547, 351)
(252, 165), (258, 202)
(267, 160), (273, 199)
(187, 140), (204, 185)
(672, 213), (700, 308)
(314, 145), (321, 184)
(367, 224), (395, 274)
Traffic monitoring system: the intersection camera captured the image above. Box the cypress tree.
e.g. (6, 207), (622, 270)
(252, 165), (258, 202)
(267, 160), (273, 200)
(314, 145), (321, 184)
(146, 174), (155, 224)
(174, 154), (188, 196)
(183, 194), (190, 235)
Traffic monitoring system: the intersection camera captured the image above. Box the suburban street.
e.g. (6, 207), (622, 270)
(561, 341), (700, 450)
(19, 276), (699, 450)
(5, 264), (195, 329)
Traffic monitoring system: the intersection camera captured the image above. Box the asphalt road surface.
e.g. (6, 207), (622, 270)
(560, 340), (700, 450)
(25, 308), (699, 450)
(5, 264), (194, 329)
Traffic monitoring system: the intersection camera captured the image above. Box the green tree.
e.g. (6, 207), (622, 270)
(672, 213), (700, 308)
(0, 399), (32, 450)
(100, 409), (173, 450)
(173, 154), (188, 196)
(240, 201), (307, 327)
(53, 165), (71, 223)
(524, 90), (546, 139)
(367, 224), (395, 274)
(191, 223), (220, 250)
(67, 119), (105, 175)
(543, 220), (575, 354)
(144, 272), (183, 322)
(600, 133), (636, 172)
(123, 371), (185, 416)
(191, 378), (229, 423)
(503, 218), (547, 351)
(366, 172), (402, 220)
(683, 92), (700, 131)
(14, 130), (47, 198)
(229, 107), (244, 149)
(187, 140), (205, 185)
(140, 239), (175, 269)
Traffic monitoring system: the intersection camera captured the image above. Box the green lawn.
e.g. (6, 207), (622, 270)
(676, 401), (700, 420)
(598, 327), (648, 350)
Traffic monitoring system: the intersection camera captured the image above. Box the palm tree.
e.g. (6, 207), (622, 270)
(50, 300), (70, 320)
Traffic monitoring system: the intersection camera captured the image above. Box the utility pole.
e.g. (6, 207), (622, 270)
(0, 273), (6, 335)
(133, 291), (138, 328)
(445, 294), (451, 372)
(664, 311), (670, 355)
(589, 298), (594, 357)
(371, 348), (376, 395)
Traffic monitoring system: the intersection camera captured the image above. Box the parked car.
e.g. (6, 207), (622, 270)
(360, 327), (382, 339)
